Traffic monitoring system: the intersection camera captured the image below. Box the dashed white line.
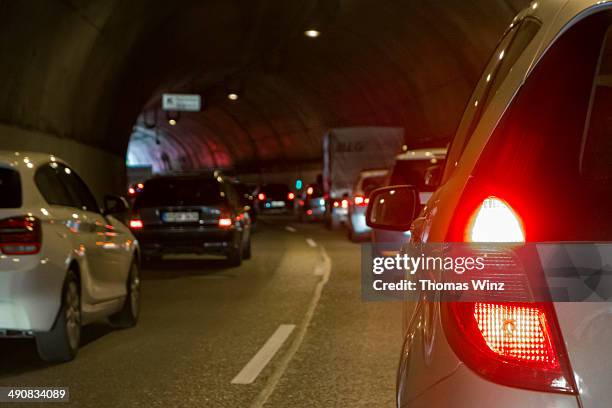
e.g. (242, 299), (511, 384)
(231, 324), (296, 385)
(249, 245), (332, 407)
(285, 226), (297, 232)
(306, 238), (317, 248)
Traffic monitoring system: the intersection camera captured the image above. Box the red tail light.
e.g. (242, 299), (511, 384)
(258, 193), (266, 201)
(333, 200), (339, 208)
(0, 216), (41, 255)
(443, 301), (575, 394)
(307, 187), (314, 195)
(218, 217), (232, 227)
(466, 197), (525, 242)
(128, 187), (136, 196)
(129, 219), (143, 229)
(353, 196), (369, 207)
(474, 303), (556, 365)
(341, 199), (349, 209)
(306, 209), (313, 215)
(441, 195), (576, 394)
(288, 192), (295, 200)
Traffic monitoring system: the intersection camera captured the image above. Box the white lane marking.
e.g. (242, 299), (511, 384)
(249, 246), (332, 408)
(285, 226), (297, 232)
(231, 324), (296, 385)
(306, 238), (317, 248)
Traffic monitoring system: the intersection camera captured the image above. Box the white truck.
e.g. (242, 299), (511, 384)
(322, 127), (404, 229)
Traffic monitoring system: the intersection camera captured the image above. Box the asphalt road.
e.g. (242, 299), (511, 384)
(0, 216), (403, 407)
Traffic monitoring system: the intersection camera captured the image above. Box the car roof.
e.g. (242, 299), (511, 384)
(395, 148), (447, 161)
(358, 168), (388, 178)
(0, 151), (67, 171)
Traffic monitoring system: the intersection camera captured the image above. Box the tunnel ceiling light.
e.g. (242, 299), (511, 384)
(168, 118), (177, 126)
(304, 29), (320, 38)
(227, 93), (239, 101)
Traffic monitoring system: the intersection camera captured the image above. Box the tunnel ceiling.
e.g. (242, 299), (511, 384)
(0, 0), (529, 172)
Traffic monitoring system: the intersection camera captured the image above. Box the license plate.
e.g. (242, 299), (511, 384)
(271, 201), (286, 208)
(162, 211), (199, 222)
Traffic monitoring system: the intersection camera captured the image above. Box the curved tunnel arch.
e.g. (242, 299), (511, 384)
(0, 0), (528, 194)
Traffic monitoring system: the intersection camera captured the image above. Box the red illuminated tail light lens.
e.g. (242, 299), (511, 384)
(0, 216), (41, 255)
(129, 219), (144, 229)
(218, 217), (232, 227)
(258, 193), (265, 201)
(443, 301), (575, 394)
(288, 192), (295, 200)
(353, 196), (369, 207)
(467, 197), (525, 242)
(341, 199), (349, 209)
(474, 303), (556, 366)
(440, 195), (576, 394)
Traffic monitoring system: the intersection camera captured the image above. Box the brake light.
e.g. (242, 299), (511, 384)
(474, 303), (556, 365)
(288, 192), (295, 200)
(129, 219), (143, 229)
(218, 217), (232, 227)
(443, 301), (575, 394)
(354, 196), (369, 207)
(307, 187), (314, 195)
(341, 199), (349, 209)
(441, 195), (575, 394)
(467, 197), (524, 242)
(128, 187), (136, 196)
(333, 200), (339, 208)
(0, 216), (41, 255)
(258, 193), (265, 201)
(306, 209), (313, 215)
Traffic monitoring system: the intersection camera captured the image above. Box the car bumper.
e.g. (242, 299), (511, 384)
(135, 227), (241, 256)
(349, 207), (371, 235)
(331, 207), (348, 222)
(0, 255), (64, 332)
(405, 364), (579, 408)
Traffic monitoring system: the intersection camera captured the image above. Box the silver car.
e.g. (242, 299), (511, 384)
(370, 1), (612, 406)
(0, 152), (140, 362)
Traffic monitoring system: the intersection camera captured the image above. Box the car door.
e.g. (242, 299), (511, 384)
(57, 164), (125, 301)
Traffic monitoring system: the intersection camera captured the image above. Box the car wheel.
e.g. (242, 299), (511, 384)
(227, 245), (243, 267)
(242, 238), (252, 260)
(109, 260), (140, 329)
(35, 271), (81, 363)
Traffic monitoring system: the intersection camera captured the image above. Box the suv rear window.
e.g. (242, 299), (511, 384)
(260, 184), (290, 197)
(135, 178), (225, 208)
(389, 159), (446, 191)
(361, 176), (386, 196)
(0, 168), (22, 208)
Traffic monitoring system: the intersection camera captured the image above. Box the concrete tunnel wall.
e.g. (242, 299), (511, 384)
(0, 0), (529, 199)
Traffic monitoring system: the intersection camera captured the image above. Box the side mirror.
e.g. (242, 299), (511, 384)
(104, 194), (130, 215)
(424, 164), (443, 188)
(366, 185), (418, 231)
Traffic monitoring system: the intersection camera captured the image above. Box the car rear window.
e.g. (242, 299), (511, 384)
(135, 178), (225, 208)
(361, 176), (386, 196)
(389, 159), (446, 191)
(0, 168), (22, 208)
(260, 184), (290, 196)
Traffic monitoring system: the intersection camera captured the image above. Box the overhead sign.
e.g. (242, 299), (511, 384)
(162, 93), (202, 112)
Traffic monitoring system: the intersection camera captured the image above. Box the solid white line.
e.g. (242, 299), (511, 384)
(249, 246), (332, 407)
(231, 324), (296, 385)
(285, 226), (297, 232)
(306, 238), (317, 248)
